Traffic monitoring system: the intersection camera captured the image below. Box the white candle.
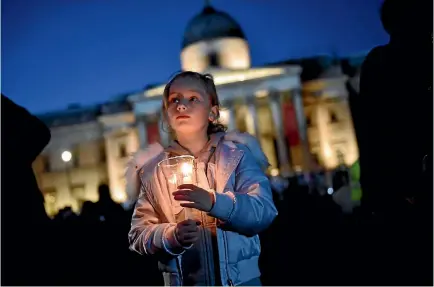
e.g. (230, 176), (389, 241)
(183, 175), (192, 184)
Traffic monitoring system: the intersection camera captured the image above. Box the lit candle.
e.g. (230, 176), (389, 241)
(180, 162), (193, 184)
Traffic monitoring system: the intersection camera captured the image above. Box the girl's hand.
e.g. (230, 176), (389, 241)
(173, 184), (215, 212)
(175, 219), (201, 246)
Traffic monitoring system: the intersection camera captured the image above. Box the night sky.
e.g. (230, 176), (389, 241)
(2, 0), (388, 114)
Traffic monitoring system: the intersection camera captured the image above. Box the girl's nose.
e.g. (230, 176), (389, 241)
(176, 101), (188, 112)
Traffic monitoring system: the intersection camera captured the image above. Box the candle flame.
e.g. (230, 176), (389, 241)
(180, 162), (193, 184)
(180, 162), (193, 175)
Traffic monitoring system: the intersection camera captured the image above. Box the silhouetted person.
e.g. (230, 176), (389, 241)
(332, 166), (349, 192)
(1, 94), (53, 285)
(54, 206), (79, 223)
(351, 1), (432, 285)
(83, 184), (129, 285)
(95, 184), (126, 224)
(80, 200), (99, 223)
(354, 0), (432, 221)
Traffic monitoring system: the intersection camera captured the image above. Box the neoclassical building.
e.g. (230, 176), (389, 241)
(33, 3), (362, 215)
(128, 3), (361, 176)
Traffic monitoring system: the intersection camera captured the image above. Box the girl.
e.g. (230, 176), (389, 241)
(127, 71), (278, 286)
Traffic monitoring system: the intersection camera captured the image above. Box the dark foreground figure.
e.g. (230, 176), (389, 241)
(1, 95), (53, 285)
(349, 0), (433, 285)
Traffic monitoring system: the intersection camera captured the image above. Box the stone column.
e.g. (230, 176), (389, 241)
(292, 89), (312, 172)
(226, 105), (236, 132)
(102, 130), (119, 203)
(228, 108), (236, 131)
(246, 96), (260, 137)
(269, 91), (292, 177)
(221, 99), (237, 131)
(136, 118), (148, 149)
(340, 96), (359, 166)
(314, 94), (333, 169)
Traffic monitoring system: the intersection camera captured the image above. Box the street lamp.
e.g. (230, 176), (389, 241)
(61, 151), (72, 163)
(61, 150), (73, 204)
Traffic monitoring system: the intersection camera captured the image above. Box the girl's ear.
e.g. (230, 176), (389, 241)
(209, 105), (219, 122)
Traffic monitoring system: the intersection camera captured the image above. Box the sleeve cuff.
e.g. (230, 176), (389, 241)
(162, 224), (192, 256)
(208, 190), (236, 222)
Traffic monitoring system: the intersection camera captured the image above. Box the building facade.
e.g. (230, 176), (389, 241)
(33, 3), (363, 215)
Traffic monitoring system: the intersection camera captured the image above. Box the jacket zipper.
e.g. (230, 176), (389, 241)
(223, 231), (234, 286)
(176, 256), (184, 285)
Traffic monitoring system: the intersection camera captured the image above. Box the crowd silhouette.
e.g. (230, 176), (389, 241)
(2, 0), (432, 285)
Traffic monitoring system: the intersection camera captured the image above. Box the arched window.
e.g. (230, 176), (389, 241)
(209, 52), (219, 67)
(329, 110), (339, 123)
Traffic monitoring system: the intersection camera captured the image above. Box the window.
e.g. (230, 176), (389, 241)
(306, 115), (312, 127)
(71, 184), (85, 197)
(118, 143), (127, 158)
(311, 152), (321, 166)
(329, 110), (339, 123)
(209, 52), (219, 67)
(71, 146), (79, 168)
(43, 187), (57, 199)
(99, 144), (106, 163)
(336, 149), (345, 166)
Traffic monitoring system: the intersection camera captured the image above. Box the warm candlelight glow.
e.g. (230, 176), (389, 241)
(158, 155), (195, 186)
(180, 162), (193, 184)
(169, 174), (177, 185)
(180, 162), (193, 175)
(158, 155), (195, 219)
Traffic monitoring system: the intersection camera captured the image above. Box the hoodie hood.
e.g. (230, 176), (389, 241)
(223, 131), (270, 171)
(124, 143), (164, 203)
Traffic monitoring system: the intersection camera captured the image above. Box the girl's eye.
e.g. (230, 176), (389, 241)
(169, 98), (179, 104)
(189, 97), (199, 102)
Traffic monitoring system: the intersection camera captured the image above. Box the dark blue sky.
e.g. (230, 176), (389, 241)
(2, 0), (388, 114)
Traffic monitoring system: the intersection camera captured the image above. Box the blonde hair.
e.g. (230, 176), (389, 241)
(161, 71), (227, 135)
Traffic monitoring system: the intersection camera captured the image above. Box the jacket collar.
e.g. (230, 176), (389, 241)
(166, 132), (225, 157)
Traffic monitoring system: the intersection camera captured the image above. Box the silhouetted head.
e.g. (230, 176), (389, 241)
(81, 200), (95, 212)
(380, 0), (430, 41)
(98, 184), (112, 202)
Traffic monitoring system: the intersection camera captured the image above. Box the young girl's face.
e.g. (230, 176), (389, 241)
(166, 76), (217, 135)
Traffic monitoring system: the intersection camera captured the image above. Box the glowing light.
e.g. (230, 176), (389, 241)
(158, 155), (195, 187)
(180, 162), (193, 174)
(61, 151), (72, 162)
(255, 90), (268, 98)
(46, 194), (56, 203)
(270, 168), (279, 177)
(180, 162), (193, 184)
(219, 110), (230, 126)
(327, 187), (334, 195)
(169, 174), (177, 185)
(113, 189), (127, 202)
(324, 145), (332, 158)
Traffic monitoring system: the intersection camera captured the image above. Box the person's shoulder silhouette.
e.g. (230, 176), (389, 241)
(1, 94), (53, 285)
(1, 94), (51, 223)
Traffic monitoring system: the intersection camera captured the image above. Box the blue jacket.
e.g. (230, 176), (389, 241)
(127, 132), (278, 286)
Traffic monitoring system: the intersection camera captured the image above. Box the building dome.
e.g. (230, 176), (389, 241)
(182, 5), (246, 49)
